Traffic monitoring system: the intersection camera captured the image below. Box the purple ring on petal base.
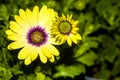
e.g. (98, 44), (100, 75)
(27, 26), (48, 47)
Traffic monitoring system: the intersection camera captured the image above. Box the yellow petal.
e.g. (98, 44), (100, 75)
(73, 21), (78, 26)
(72, 27), (79, 34)
(54, 34), (61, 40)
(39, 49), (47, 63)
(38, 6), (56, 29)
(14, 15), (29, 29)
(9, 21), (25, 34)
(19, 9), (26, 18)
(57, 35), (64, 44)
(71, 30), (77, 34)
(46, 44), (59, 56)
(75, 33), (82, 40)
(39, 6), (47, 17)
(70, 34), (77, 44)
(62, 14), (66, 21)
(6, 30), (15, 35)
(30, 47), (38, 61)
(68, 15), (72, 22)
(26, 8), (34, 27)
(7, 33), (25, 41)
(67, 14), (70, 21)
(19, 9), (30, 28)
(49, 55), (55, 63)
(72, 27), (79, 31)
(41, 45), (52, 58)
(8, 41), (25, 50)
(54, 34), (63, 44)
(39, 11), (50, 27)
(60, 35), (66, 44)
(51, 30), (59, 35)
(18, 46), (31, 59)
(43, 11), (54, 29)
(49, 37), (61, 45)
(25, 56), (31, 65)
(38, 6), (47, 27)
(33, 6), (39, 26)
(67, 37), (72, 46)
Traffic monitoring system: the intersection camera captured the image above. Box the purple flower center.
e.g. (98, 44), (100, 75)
(27, 26), (48, 47)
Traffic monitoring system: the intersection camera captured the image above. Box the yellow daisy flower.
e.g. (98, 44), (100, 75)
(51, 14), (82, 46)
(6, 6), (60, 65)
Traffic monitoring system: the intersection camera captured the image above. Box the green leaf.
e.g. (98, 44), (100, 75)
(17, 75), (26, 80)
(83, 24), (100, 37)
(97, 35), (117, 62)
(104, 47), (118, 63)
(53, 64), (85, 78)
(0, 66), (12, 80)
(114, 34), (120, 46)
(74, 0), (89, 11)
(10, 64), (23, 75)
(0, 4), (9, 21)
(98, 66), (111, 80)
(36, 72), (46, 80)
(45, 77), (52, 80)
(18, 74), (36, 80)
(0, 30), (7, 47)
(27, 74), (36, 80)
(76, 52), (97, 66)
(112, 59), (120, 76)
(97, 35), (115, 47)
(74, 40), (98, 57)
(96, 0), (119, 26)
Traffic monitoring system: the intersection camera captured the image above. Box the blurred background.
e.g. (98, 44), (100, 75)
(0, 0), (120, 80)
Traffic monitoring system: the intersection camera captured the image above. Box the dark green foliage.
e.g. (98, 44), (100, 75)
(0, 0), (120, 80)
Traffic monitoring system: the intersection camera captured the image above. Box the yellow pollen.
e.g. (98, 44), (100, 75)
(30, 31), (44, 43)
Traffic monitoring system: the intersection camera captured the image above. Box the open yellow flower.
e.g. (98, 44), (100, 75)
(6, 6), (59, 65)
(51, 14), (82, 46)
